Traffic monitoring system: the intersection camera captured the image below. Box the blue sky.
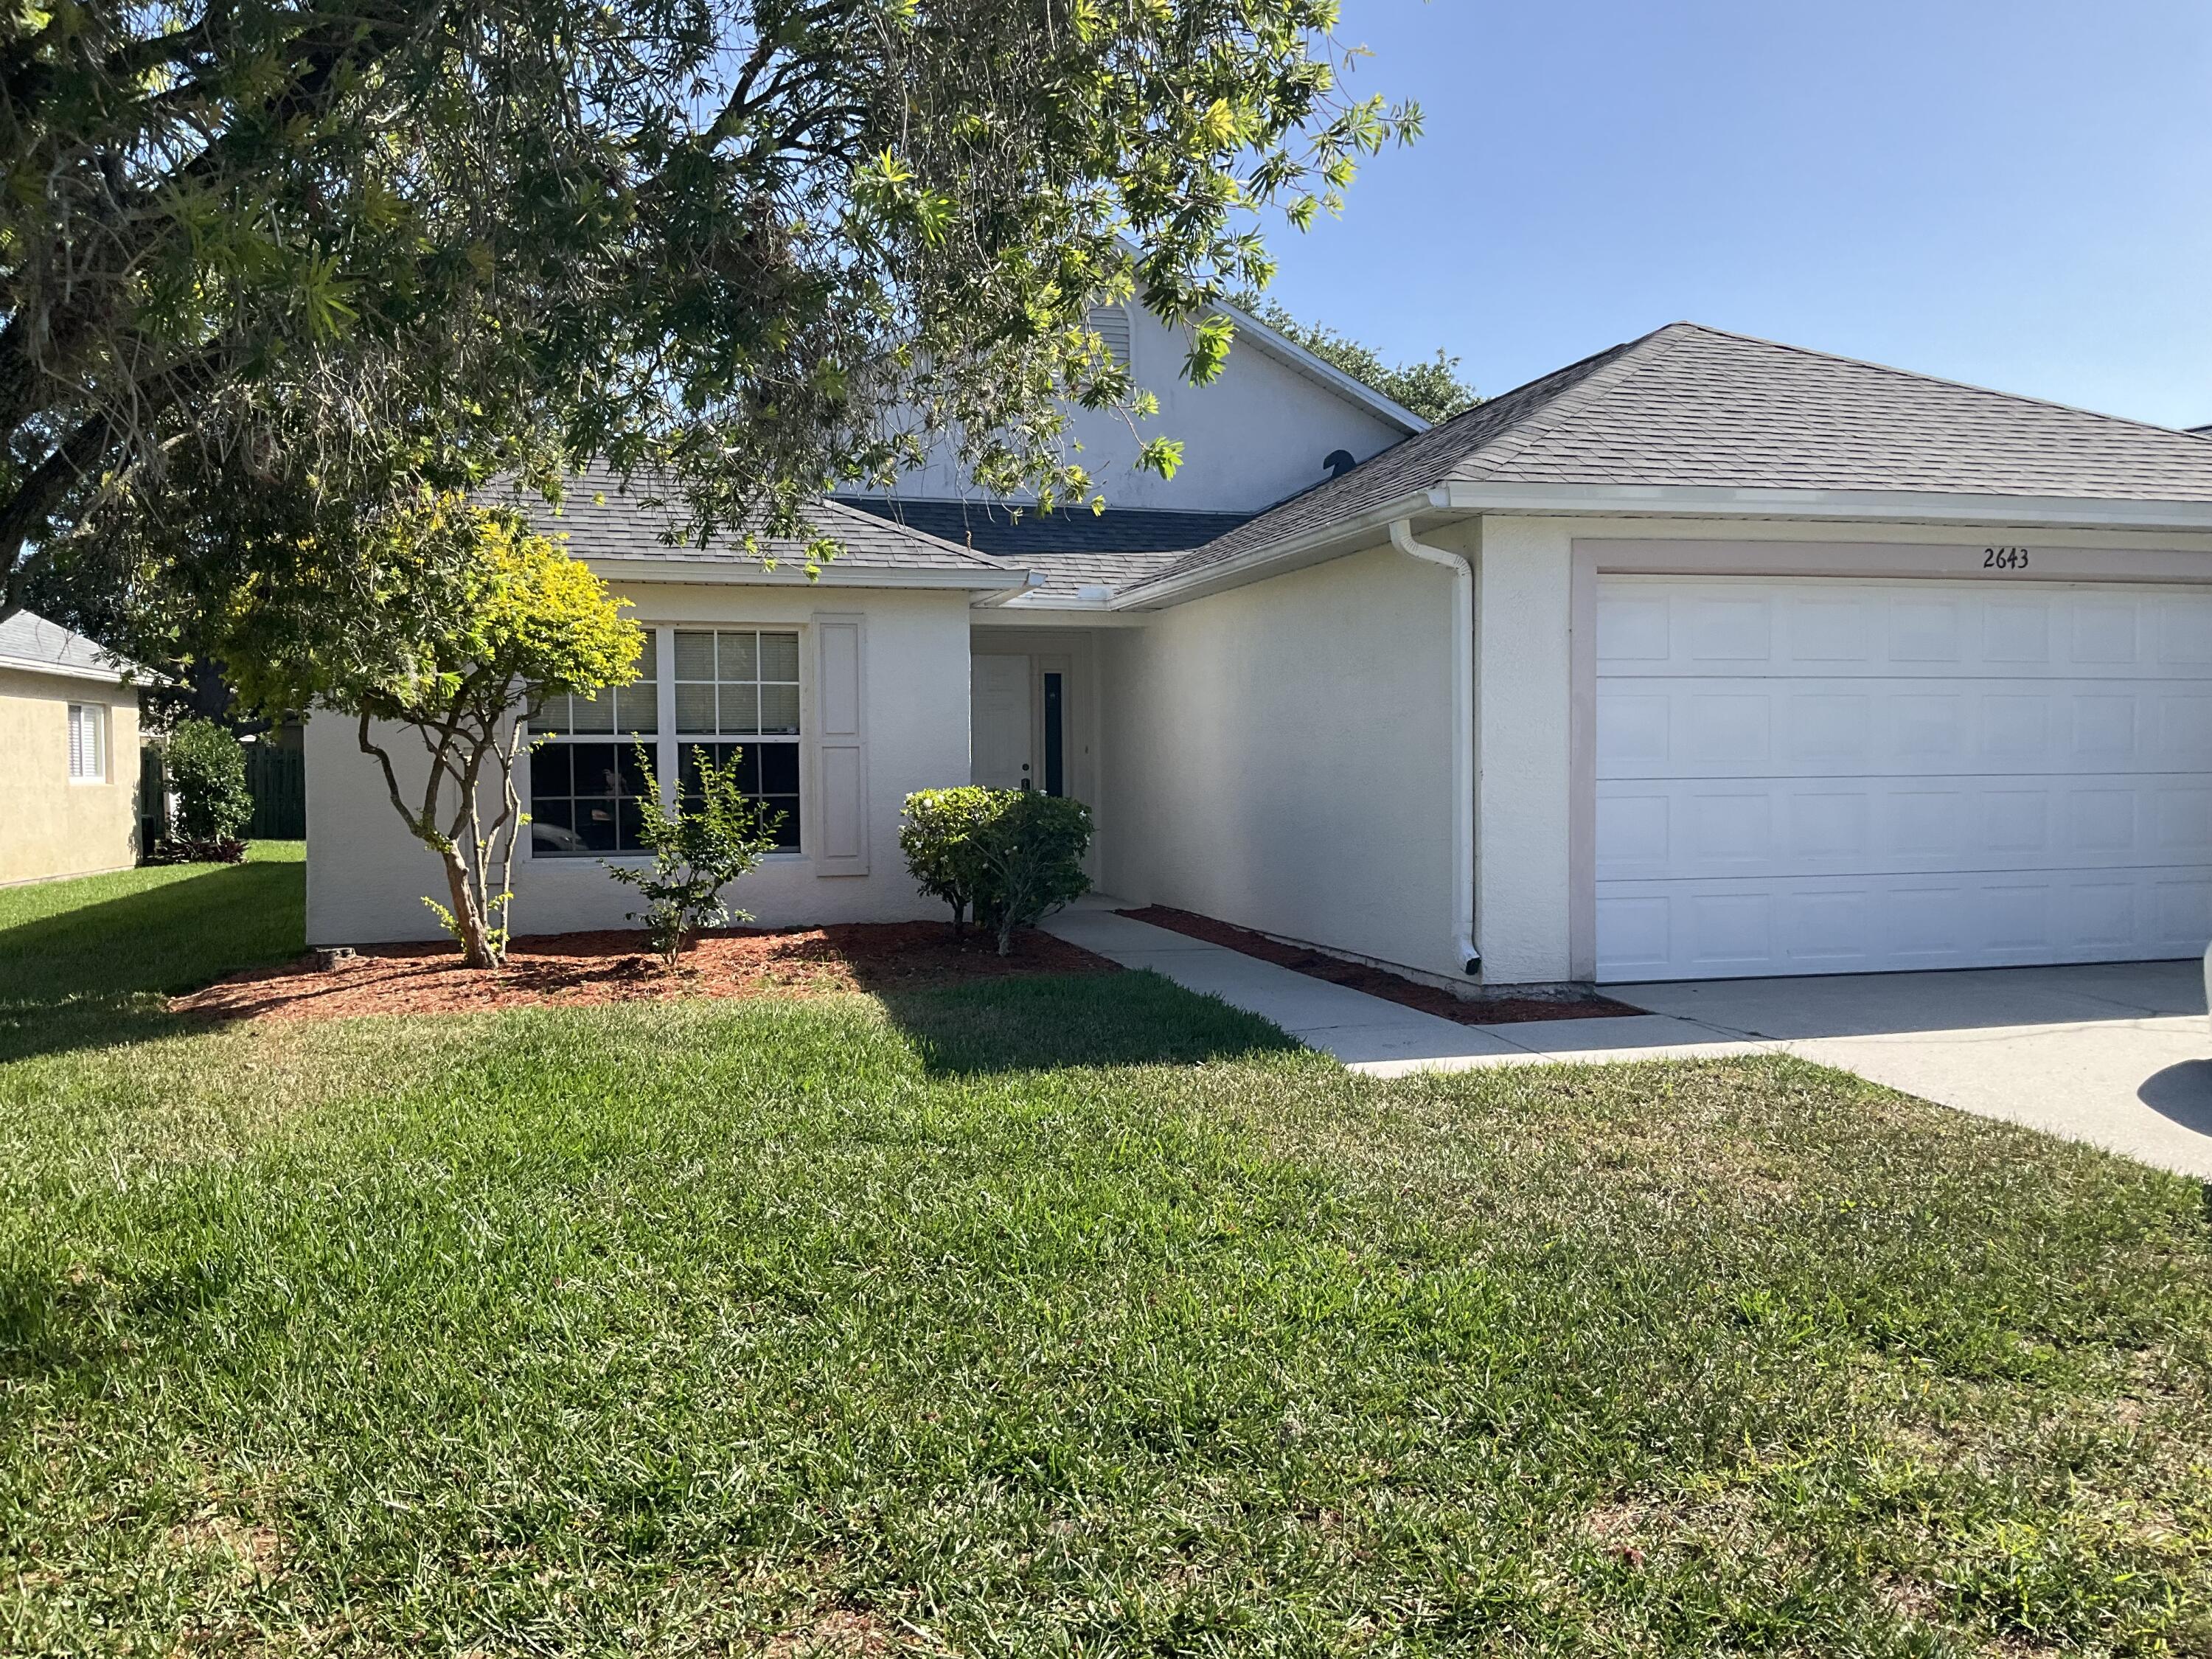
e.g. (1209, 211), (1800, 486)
(1255, 1), (2212, 428)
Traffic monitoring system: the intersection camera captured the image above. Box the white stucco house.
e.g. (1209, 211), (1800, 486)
(307, 311), (2212, 987)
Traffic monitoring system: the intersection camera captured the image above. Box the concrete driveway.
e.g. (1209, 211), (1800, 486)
(1616, 961), (2212, 1178)
(1045, 905), (2212, 1179)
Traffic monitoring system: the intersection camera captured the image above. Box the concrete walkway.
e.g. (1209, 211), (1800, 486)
(1042, 903), (2212, 1178)
(1040, 905), (1760, 1074)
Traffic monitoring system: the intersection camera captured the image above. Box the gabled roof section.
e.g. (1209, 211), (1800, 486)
(834, 495), (1253, 555)
(509, 463), (1018, 581)
(1208, 296), (1430, 435)
(1443, 322), (2212, 497)
(1132, 322), (2212, 593)
(0, 609), (148, 684)
(1140, 338), (1637, 577)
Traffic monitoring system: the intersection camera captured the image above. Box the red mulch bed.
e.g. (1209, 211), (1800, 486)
(175, 922), (1117, 1025)
(1117, 905), (1642, 1026)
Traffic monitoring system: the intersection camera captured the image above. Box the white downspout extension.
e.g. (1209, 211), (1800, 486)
(1388, 518), (1481, 978)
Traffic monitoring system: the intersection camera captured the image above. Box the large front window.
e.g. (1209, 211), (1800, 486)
(529, 633), (659, 855)
(672, 629), (801, 851)
(529, 627), (804, 857)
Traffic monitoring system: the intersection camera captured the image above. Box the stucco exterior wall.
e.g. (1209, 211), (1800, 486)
(1472, 516), (1579, 983)
(306, 583), (974, 946)
(883, 310), (1409, 514)
(1097, 539), (1466, 980)
(0, 667), (140, 884)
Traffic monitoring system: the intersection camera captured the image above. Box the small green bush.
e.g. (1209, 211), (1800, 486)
(899, 787), (1002, 935)
(164, 720), (254, 846)
(900, 786), (1093, 955)
(604, 745), (780, 971)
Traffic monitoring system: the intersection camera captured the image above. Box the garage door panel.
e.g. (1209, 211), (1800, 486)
(1596, 575), (2212, 981)
(1601, 677), (2205, 779)
(1597, 773), (2193, 882)
(1599, 581), (2212, 681)
(1597, 867), (2203, 980)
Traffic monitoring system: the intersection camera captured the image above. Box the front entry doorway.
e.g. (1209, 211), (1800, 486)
(971, 653), (1070, 794)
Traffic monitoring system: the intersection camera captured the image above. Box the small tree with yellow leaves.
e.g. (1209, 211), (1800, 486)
(226, 494), (641, 967)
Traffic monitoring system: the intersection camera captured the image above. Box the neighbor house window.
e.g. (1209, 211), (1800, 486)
(67, 703), (105, 782)
(526, 627), (804, 857)
(672, 628), (802, 851)
(529, 633), (659, 855)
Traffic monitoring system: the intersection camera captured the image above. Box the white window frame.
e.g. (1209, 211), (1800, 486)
(67, 702), (105, 783)
(526, 623), (807, 862)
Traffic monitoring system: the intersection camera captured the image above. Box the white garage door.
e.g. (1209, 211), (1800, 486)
(1595, 575), (2212, 981)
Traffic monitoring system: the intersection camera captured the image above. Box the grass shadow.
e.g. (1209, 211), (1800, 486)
(874, 968), (1309, 1077)
(0, 850), (305, 1064)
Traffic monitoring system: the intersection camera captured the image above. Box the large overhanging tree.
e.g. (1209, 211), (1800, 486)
(4, 0), (1419, 624)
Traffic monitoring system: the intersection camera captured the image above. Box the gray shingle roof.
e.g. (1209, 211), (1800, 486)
(832, 495), (1253, 555)
(0, 609), (144, 681)
(509, 464), (1015, 579)
(1136, 323), (2212, 590)
(1015, 548), (1188, 602)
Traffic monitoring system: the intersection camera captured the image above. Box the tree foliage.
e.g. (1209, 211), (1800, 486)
(223, 494), (640, 967)
(4, 0), (1420, 628)
(1237, 296), (1478, 424)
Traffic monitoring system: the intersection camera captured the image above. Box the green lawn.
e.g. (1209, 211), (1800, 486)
(1, 855), (2208, 1655)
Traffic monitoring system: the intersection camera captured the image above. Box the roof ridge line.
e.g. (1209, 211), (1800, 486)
(1453, 324), (1691, 480)
(1657, 321), (2206, 440)
(813, 498), (1003, 567)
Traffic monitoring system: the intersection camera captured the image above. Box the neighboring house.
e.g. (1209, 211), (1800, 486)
(0, 611), (147, 885)
(307, 318), (2212, 987)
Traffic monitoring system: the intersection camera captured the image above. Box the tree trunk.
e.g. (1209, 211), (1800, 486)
(441, 845), (499, 968)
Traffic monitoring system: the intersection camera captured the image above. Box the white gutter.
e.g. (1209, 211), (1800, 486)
(973, 570), (1049, 608)
(1112, 489), (1448, 609)
(1439, 481), (2212, 534)
(1387, 518), (1481, 978)
(580, 557), (1035, 592)
(0, 651), (150, 686)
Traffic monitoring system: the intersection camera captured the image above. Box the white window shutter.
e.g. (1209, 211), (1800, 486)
(812, 615), (869, 875)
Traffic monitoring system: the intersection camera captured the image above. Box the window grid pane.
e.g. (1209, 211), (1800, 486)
(674, 629), (801, 739)
(529, 739), (653, 856)
(678, 740), (801, 852)
(532, 628), (803, 859)
(548, 630), (658, 737)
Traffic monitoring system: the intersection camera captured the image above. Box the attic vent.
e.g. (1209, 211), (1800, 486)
(1324, 449), (1357, 479)
(1086, 303), (1132, 369)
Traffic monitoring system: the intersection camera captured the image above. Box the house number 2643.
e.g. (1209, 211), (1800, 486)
(1983, 546), (2031, 570)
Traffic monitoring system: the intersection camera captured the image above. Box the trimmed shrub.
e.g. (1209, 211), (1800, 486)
(899, 786), (1002, 935)
(975, 790), (1093, 956)
(900, 786), (1093, 955)
(160, 720), (253, 859)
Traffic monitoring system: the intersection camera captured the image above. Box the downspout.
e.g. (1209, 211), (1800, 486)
(1388, 518), (1480, 978)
